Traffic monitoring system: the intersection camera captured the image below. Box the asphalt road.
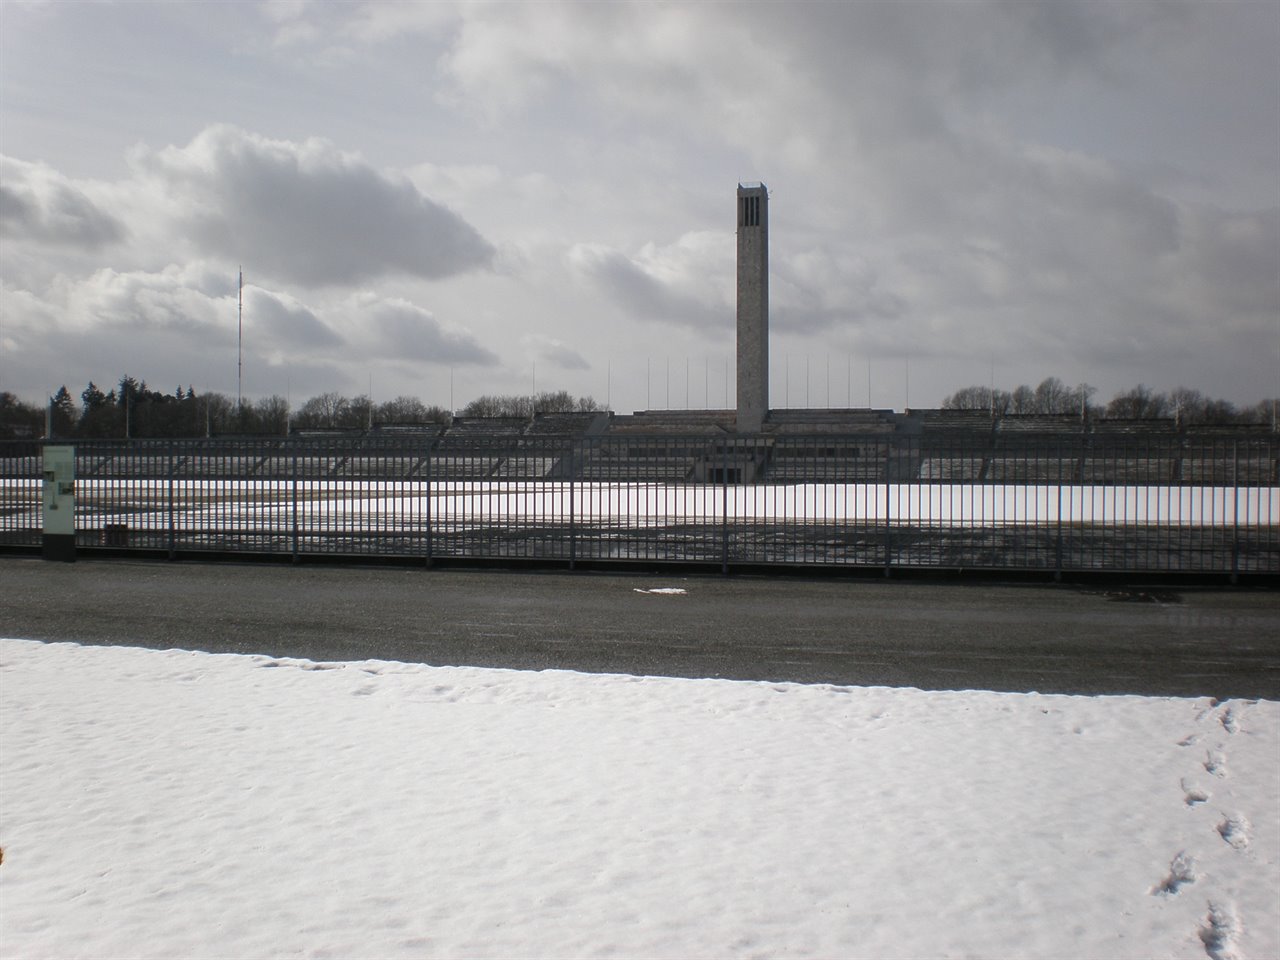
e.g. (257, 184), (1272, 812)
(2, 556), (1277, 699)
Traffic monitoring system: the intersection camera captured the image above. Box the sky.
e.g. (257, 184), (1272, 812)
(3, 638), (1277, 958)
(1, 0), (1277, 415)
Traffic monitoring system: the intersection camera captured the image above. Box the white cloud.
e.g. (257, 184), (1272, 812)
(566, 232), (730, 336)
(0, 156), (125, 249)
(347, 292), (498, 367)
(521, 333), (588, 371)
(60, 265), (230, 337)
(243, 286), (344, 352)
(1, 3), (1276, 411)
(127, 125), (494, 287)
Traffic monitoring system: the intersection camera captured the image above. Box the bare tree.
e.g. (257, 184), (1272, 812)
(375, 395), (434, 423)
(1106, 384), (1171, 419)
(941, 385), (1009, 415)
(461, 394), (517, 418)
(294, 392), (351, 429)
(1033, 377), (1074, 415)
(1009, 384), (1035, 414)
(1073, 383), (1099, 420)
(461, 391), (605, 418)
(1243, 398), (1279, 428)
(252, 395), (291, 435)
(346, 394), (374, 430)
(200, 392), (236, 435)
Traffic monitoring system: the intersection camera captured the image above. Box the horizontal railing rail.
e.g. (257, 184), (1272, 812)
(2, 433), (1277, 576)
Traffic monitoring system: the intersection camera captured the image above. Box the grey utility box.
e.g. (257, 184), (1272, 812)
(42, 445), (76, 562)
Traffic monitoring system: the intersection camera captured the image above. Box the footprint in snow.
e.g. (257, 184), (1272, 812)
(1217, 816), (1250, 851)
(1204, 751), (1227, 778)
(1181, 779), (1210, 806)
(1218, 706), (1239, 735)
(1199, 901), (1240, 960)
(1151, 852), (1196, 896)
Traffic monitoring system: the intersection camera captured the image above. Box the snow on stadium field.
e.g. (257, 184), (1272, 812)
(1, 637), (1277, 959)
(3, 477), (1276, 531)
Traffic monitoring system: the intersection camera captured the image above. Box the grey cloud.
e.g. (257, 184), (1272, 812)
(750, 1), (1186, 116)
(0, 157), (125, 249)
(1179, 207), (1280, 318)
(540, 343), (589, 371)
(361, 297), (498, 366)
(1004, 148), (1181, 265)
(771, 249), (907, 334)
(572, 238), (905, 338)
(524, 334), (589, 370)
(244, 287), (344, 351)
(3, 4), (1275, 411)
(133, 125), (494, 287)
(569, 244), (728, 334)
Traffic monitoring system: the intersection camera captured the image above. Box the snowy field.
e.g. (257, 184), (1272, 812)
(2, 637), (1277, 959)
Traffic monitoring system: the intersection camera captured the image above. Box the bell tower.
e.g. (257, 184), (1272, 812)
(736, 182), (768, 432)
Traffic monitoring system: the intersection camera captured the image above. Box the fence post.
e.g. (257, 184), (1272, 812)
(1231, 439), (1239, 584)
(291, 449), (300, 563)
(1054, 479), (1063, 582)
(424, 439), (433, 566)
(883, 439), (892, 577)
(568, 440), (577, 570)
(721, 441), (730, 575)
(167, 441), (176, 560)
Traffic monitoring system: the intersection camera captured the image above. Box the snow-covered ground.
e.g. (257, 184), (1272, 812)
(1, 637), (1277, 959)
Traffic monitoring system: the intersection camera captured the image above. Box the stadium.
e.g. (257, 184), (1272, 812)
(1, 185), (1276, 578)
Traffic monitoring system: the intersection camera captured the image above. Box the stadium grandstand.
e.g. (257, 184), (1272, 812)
(4, 407), (1273, 485)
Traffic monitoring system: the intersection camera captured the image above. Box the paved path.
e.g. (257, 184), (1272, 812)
(2, 557), (1277, 698)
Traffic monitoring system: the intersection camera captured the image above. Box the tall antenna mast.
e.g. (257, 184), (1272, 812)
(237, 267), (243, 413)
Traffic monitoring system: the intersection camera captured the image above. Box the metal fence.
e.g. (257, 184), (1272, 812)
(2, 433), (1277, 576)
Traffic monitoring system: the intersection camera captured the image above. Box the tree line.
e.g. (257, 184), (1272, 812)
(2, 374), (1275, 440)
(942, 377), (1276, 426)
(0, 378), (606, 440)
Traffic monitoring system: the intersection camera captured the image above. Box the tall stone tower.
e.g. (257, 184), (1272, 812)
(736, 182), (768, 433)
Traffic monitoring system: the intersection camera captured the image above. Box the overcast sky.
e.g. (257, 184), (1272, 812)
(2, 0), (1277, 414)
